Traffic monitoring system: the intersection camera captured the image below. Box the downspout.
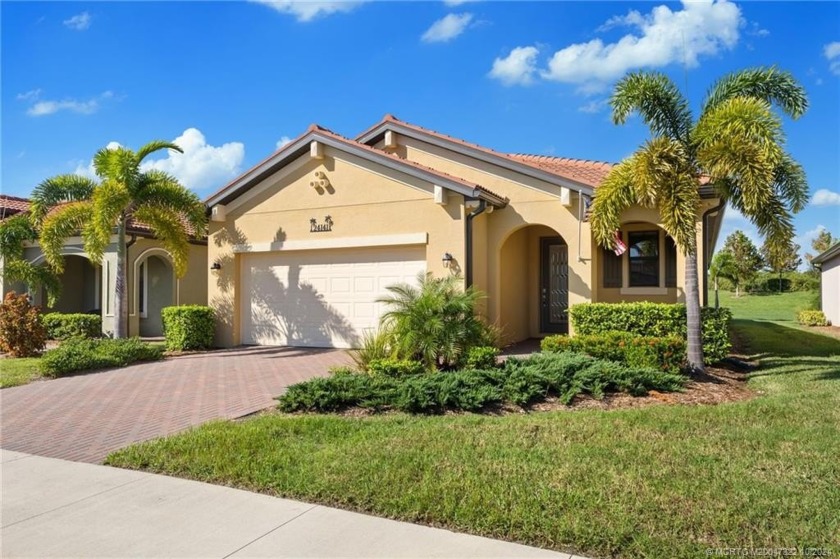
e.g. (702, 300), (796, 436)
(701, 200), (725, 307)
(465, 199), (487, 288)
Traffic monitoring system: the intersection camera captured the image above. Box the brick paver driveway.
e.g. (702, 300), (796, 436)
(0, 347), (350, 463)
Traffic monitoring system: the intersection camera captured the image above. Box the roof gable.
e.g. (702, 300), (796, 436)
(205, 125), (508, 209)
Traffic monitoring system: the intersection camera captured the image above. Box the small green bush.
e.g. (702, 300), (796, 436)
(367, 358), (426, 378)
(40, 337), (163, 377)
(42, 313), (101, 340)
(541, 332), (686, 374)
(464, 346), (500, 369)
(350, 328), (395, 371)
(0, 292), (47, 357)
(797, 310), (830, 327)
(161, 306), (215, 351)
(276, 352), (686, 414)
(569, 303), (731, 364)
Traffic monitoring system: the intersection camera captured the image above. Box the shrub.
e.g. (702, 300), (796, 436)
(367, 358), (426, 378)
(161, 306), (215, 351)
(464, 346), (500, 369)
(541, 332), (686, 374)
(350, 328), (395, 371)
(276, 351), (686, 414)
(0, 292), (46, 357)
(797, 310), (830, 327)
(42, 313), (101, 340)
(569, 303), (731, 364)
(378, 273), (495, 370)
(40, 337), (163, 377)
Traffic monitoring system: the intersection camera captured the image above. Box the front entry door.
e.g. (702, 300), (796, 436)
(540, 237), (569, 334)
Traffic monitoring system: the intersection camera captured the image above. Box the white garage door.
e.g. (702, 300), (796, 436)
(241, 246), (426, 348)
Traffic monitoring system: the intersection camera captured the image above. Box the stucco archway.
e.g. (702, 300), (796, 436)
(497, 223), (567, 344)
(133, 248), (176, 337)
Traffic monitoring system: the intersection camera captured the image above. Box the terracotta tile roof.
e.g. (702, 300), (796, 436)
(358, 115), (613, 189)
(506, 154), (615, 189)
(0, 195), (32, 218)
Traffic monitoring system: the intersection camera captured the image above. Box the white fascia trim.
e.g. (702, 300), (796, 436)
(24, 235), (119, 248)
(233, 233), (428, 254)
(358, 123), (595, 196)
(620, 287), (669, 296)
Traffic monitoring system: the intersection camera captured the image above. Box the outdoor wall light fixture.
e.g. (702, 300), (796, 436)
(210, 261), (222, 271)
(442, 252), (453, 267)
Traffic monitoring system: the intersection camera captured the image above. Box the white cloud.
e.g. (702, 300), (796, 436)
(443, 0), (478, 6)
(276, 136), (293, 149)
(811, 188), (840, 206)
(250, 1), (366, 22)
(538, 0), (741, 89)
(578, 99), (608, 113)
(421, 13), (473, 43)
(824, 41), (840, 75)
(25, 91), (114, 117)
(489, 46), (540, 86)
(74, 130), (245, 193)
(16, 89), (41, 101)
(63, 11), (91, 31)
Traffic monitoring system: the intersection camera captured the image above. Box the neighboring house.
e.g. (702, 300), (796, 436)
(205, 115), (725, 349)
(811, 242), (840, 325)
(0, 195), (207, 337)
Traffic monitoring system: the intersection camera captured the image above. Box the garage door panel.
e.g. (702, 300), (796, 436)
(241, 247), (425, 348)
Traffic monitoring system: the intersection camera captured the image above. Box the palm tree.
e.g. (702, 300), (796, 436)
(709, 251), (737, 308)
(31, 141), (207, 338)
(590, 68), (808, 372)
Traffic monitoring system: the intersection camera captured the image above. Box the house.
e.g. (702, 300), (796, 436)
(811, 242), (840, 325)
(0, 195), (207, 337)
(205, 115), (725, 349)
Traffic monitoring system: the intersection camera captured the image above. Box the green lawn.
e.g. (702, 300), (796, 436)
(107, 292), (840, 559)
(711, 289), (815, 322)
(0, 357), (43, 388)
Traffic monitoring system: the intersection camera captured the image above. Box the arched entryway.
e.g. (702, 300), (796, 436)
(41, 255), (102, 314)
(498, 224), (568, 343)
(136, 252), (175, 337)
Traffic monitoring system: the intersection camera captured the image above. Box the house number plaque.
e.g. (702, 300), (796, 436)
(310, 216), (333, 233)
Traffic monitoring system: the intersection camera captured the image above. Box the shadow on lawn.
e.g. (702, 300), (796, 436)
(732, 319), (840, 379)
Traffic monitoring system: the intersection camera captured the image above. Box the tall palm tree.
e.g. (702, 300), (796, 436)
(31, 141), (207, 338)
(590, 68), (808, 372)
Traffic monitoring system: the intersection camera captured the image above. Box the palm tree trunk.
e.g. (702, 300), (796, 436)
(114, 214), (128, 339)
(685, 246), (705, 373)
(714, 277), (719, 309)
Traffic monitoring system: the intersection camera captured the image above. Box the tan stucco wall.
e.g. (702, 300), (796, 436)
(208, 146), (466, 347)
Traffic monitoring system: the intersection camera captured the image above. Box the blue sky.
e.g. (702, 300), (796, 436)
(2, 1), (838, 261)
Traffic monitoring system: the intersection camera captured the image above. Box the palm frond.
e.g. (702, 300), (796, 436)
(0, 214), (37, 261)
(702, 66), (808, 120)
(85, 180), (130, 264)
(131, 205), (191, 277)
(39, 201), (93, 272)
(93, 146), (140, 190)
(773, 153), (808, 213)
(0, 260), (62, 306)
(610, 71), (693, 143)
(135, 141), (182, 163)
(134, 170), (207, 237)
(694, 97), (783, 215)
(30, 175), (97, 224)
(589, 158), (639, 250)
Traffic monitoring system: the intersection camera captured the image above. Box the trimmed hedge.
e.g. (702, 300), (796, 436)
(541, 332), (686, 374)
(161, 306), (215, 351)
(40, 337), (163, 377)
(277, 351), (686, 414)
(569, 303), (731, 364)
(797, 310), (830, 327)
(368, 358), (426, 378)
(42, 313), (101, 340)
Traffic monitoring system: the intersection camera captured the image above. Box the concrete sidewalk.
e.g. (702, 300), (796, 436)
(1, 451), (586, 559)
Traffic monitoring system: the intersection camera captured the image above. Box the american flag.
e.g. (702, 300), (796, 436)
(613, 231), (627, 256)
